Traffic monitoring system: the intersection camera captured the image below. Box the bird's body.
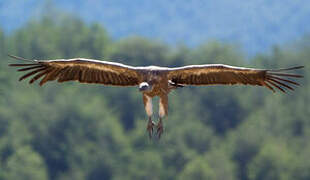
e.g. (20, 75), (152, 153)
(9, 55), (304, 138)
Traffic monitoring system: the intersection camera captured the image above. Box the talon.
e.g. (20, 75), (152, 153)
(156, 118), (164, 139)
(147, 117), (155, 139)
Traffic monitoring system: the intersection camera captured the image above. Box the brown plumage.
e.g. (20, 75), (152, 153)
(9, 55), (304, 139)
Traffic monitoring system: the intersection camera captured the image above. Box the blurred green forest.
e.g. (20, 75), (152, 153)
(0, 16), (309, 180)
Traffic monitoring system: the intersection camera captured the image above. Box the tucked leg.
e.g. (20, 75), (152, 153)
(147, 117), (155, 139)
(157, 94), (168, 138)
(143, 94), (154, 138)
(157, 118), (163, 139)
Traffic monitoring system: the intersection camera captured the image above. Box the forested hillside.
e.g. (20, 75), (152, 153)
(0, 16), (309, 180)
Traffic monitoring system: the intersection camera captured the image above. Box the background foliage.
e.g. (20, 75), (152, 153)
(0, 16), (309, 180)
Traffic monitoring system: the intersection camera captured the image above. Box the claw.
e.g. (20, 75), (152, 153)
(147, 117), (155, 139)
(156, 118), (164, 139)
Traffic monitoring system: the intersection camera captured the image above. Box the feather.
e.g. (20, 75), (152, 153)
(267, 80), (286, 93)
(267, 75), (300, 86)
(39, 68), (60, 86)
(267, 78), (294, 91)
(263, 81), (276, 93)
(9, 63), (39, 67)
(268, 72), (303, 78)
(29, 69), (51, 84)
(19, 67), (47, 81)
(18, 65), (43, 71)
(269, 66), (305, 72)
(8, 54), (35, 62)
(58, 67), (71, 82)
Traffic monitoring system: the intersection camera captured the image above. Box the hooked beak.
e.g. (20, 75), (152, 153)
(139, 82), (151, 92)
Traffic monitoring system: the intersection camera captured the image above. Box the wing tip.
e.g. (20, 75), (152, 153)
(8, 54), (36, 62)
(268, 65), (305, 72)
(265, 67), (303, 93)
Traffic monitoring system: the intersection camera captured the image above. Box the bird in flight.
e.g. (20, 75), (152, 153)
(9, 55), (304, 139)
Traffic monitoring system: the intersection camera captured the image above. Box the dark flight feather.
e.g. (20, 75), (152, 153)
(9, 56), (142, 86)
(167, 64), (304, 93)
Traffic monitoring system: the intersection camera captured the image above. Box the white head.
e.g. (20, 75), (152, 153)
(139, 82), (152, 92)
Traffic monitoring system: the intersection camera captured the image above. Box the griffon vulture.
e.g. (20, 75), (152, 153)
(9, 55), (304, 138)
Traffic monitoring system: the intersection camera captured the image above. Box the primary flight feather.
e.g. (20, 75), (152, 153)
(9, 55), (304, 138)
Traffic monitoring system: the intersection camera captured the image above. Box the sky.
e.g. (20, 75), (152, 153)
(1, 0), (310, 55)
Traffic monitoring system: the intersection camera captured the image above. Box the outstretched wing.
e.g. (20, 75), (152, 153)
(167, 64), (304, 93)
(9, 55), (142, 86)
